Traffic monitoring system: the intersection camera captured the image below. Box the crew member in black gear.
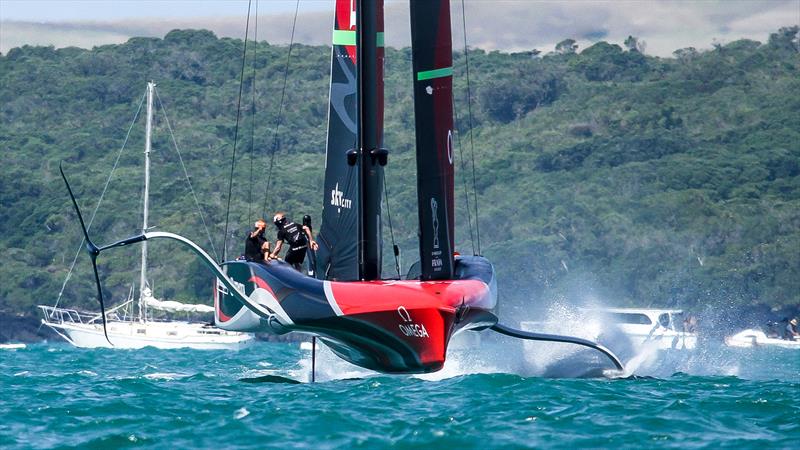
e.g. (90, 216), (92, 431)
(244, 219), (270, 263)
(269, 212), (318, 272)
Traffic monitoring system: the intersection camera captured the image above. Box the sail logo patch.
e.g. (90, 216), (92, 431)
(431, 198), (440, 249)
(431, 198), (443, 271)
(331, 182), (352, 212)
(447, 129), (453, 164)
(397, 306), (430, 338)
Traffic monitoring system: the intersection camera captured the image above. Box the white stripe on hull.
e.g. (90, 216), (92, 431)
(323, 281), (344, 316)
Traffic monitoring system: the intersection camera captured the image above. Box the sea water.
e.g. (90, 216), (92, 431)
(1, 338), (798, 449)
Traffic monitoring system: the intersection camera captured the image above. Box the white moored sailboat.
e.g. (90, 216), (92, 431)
(40, 82), (254, 350)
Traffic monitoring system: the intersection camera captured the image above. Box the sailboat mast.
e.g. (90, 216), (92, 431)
(139, 81), (154, 322)
(356, 0), (385, 281)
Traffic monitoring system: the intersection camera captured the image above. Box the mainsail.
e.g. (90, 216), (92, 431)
(316, 0), (361, 281)
(410, 0), (455, 280)
(317, 0), (385, 281)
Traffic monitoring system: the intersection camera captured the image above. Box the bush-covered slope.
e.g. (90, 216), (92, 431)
(1, 27), (798, 317)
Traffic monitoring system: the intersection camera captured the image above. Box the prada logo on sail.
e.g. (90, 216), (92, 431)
(431, 198), (440, 249)
(431, 198), (443, 271)
(331, 183), (352, 212)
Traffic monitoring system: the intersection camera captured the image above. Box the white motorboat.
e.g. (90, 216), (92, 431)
(725, 329), (800, 349)
(596, 308), (697, 350)
(522, 307), (697, 352)
(39, 82), (253, 350)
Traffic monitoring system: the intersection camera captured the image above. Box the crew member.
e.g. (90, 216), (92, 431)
(269, 212), (318, 272)
(244, 219), (270, 263)
(785, 318), (799, 340)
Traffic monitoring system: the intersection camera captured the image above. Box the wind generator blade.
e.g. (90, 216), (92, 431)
(59, 163), (113, 345)
(491, 323), (624, 372)
(88, 256), (111, 345)
(59, 163), (99, 257)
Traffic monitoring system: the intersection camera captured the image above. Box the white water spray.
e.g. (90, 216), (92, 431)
(285, 294), (768, 382)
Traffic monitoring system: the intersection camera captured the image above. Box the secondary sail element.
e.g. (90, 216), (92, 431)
(316, 0), (362, 281)
(410, 0), (455, 280)
(317, 0), (386, 281)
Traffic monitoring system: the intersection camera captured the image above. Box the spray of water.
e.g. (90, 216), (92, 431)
(284, 295), (790, 382)
(415, 332), (502, 381)
(296, 341), (373, 382)
(506, 296), (749, 379)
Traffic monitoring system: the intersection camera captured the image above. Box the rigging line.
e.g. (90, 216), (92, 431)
(382, 176), (401, 279)
(154, 88), (220, 261)
(247, 0), (259, 222)
(453, 102), (476, 255)
(261, 0), (300, 217)
(460, 0), (481, 255)
(54, 90), (147, 311)
(222, 0), (253, 262)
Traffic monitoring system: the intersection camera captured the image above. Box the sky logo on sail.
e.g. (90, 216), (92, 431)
(331, 182), (352, 212)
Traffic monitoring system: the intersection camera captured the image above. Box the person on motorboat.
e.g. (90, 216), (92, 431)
(785, 318), (799, 340)
(682, 315), (698, 333)
(268, 212), (318, 272)
(244, 219), (270, 263)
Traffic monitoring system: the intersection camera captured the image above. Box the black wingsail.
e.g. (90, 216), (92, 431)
(316, 0), (361, 281)
(410, 0), (455, 280)
(317, 0), (385, 281)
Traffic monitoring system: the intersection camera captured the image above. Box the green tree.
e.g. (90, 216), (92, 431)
(555, 38), (578, 55)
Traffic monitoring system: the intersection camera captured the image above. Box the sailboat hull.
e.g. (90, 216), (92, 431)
(215, 255), (497, 373)
(42, 320), (255, 350)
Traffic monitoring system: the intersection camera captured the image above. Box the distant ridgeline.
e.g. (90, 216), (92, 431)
(1, 27), (798, 319)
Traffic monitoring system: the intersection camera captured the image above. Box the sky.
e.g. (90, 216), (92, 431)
(1, 0), (798, 56)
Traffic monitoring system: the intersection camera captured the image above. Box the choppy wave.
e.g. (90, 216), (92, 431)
(0, 342), (797, 448)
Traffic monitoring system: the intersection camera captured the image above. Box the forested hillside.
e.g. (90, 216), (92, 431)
(1, 27), (798, 322)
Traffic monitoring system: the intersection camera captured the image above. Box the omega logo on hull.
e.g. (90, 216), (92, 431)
(397, 306), (430, 338)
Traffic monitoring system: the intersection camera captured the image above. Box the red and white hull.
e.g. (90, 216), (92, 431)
(215, 255), (497, 373)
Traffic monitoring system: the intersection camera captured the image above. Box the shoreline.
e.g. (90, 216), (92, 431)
(0, 311), (58, 343)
